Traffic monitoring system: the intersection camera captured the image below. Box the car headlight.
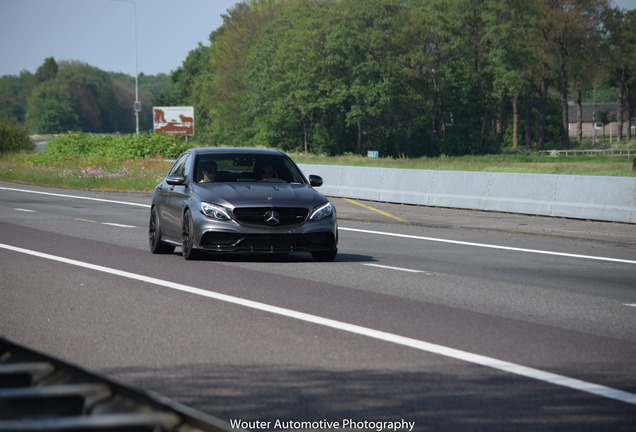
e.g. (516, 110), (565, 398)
(200, 202), (231, 221)
(309, 202), (333, 221)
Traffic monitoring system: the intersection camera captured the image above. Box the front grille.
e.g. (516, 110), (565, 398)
(232, 207), (309, 227)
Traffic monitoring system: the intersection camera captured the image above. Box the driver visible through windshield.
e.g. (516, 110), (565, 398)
(195, 153), (305, 184)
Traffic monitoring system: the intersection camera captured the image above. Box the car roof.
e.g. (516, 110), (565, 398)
(190, 147), (287, 157)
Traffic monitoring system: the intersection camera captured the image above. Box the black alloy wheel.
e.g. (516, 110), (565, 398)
(182, 209), (201, 260)
(149, 207), (175, 254)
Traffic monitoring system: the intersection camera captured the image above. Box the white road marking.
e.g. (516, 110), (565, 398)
(340, 227), (636, 265)
(0, 186), (150, 208)
(102, 222), (136, 228)
(624, 304), (636, 308)
(2, 242), (636, 406)
(3, 187), (138, 229)
(363, 263), (424, 273)
(3, 185), (633, 265)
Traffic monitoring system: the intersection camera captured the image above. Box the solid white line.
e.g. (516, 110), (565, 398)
(14, 208), (36, 213)
(2, 242), (635, 406)
(340, 227), (636, 265)
(363, 263), (424, 273)
(0, 186), (150, 208)
(102, 222), (136, 228)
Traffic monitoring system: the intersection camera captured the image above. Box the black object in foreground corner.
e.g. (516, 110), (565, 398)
(0, 337), (243, 432)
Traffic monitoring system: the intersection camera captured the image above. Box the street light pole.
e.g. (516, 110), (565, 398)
(112, 0), (140, 134)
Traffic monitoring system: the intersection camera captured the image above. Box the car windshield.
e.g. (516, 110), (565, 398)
(194, 153), (306, 184)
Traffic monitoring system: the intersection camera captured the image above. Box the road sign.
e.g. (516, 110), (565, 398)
(153, 106), (194, 136)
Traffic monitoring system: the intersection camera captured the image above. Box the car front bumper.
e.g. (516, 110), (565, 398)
(192, 209), (338, 254)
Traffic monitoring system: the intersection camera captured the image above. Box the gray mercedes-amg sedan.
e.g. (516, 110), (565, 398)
(149, 148), (338, 261)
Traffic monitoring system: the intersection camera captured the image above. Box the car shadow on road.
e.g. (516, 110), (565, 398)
(172, 251), (377, 264)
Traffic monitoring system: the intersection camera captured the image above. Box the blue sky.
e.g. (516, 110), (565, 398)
(1, 0), (634, 78)
(0, 0), (238, 77)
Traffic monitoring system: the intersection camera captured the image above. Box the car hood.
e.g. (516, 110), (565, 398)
(192, 182), (327, 208)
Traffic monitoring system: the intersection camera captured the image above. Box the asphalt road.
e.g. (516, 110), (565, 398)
(1, 180), (635, 431)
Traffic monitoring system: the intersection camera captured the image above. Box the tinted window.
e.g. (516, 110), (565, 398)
(194, 153), (305, 184)
(169, 153), (191, 176)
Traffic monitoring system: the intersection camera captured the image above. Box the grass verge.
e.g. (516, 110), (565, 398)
(0, 151), (634, 193)
(0, 153), (172, 192)
(291, 153), (636, 177)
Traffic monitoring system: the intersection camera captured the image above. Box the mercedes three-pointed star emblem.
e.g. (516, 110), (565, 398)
(265, 209), (280, 226)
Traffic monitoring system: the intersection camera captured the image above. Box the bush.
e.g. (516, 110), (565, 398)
(34, 132), (192, 165)
(0, 118), (35, 154)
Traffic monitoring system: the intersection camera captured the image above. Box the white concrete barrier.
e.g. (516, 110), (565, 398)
(299, 164), (636, 224)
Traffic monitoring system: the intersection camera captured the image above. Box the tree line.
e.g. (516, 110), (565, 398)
(157, 0), (635, 157)
(2, 0), (635, 158)
(0, 57), (170, 135)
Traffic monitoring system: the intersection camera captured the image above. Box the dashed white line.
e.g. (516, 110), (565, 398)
(363, 263), (424, 273)
(3, 186), (634, 265)
(340, 227), (636, 265)
(102, 222), (136, 228)
(14, 208), (36, 213)
(1, 242), (636, 407)
(73, 218), (136, 228)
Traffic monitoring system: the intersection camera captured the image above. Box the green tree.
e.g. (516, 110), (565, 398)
(144, 0), (633, 156)
(20, 59), (169, 134)
(246, 0), (347, 153)
(26, 80), (79, 133)
(603, 8), (636, 141)
(385, 3), (436, 156)
(0, 117), (34, 154)
(425, 0), (497, 154)
(57, 62), (118, 132)
(154, 46), (208, 107)
(331, 0), (400, 155)
(34, 57), (58, 84)
(0, 71), (36, 123)
(535, 0), (609, 150)
(202, 0), (286, 145)
(482, 0), (539, 150)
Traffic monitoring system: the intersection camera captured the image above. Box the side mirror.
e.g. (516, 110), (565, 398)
(308, 175), (323, 187)
(166, 173), (186, 185)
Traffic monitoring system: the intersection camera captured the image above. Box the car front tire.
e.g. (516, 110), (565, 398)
(182, 208), (201, 260)
(149, 206), (175, 254)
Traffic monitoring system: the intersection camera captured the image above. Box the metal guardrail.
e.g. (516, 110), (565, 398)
(0, 337), (240, 432)
(538, 148), (636, 157)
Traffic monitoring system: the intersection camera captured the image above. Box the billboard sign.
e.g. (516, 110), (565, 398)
(153, 106), (194, 136)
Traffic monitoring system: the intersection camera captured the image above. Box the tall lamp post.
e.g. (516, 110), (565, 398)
(112, 0), (140, 134)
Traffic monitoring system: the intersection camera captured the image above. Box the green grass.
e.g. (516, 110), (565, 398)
(290, 152), (636, 177)
(1, 149), (634, 194)
(0, 153), (172, 192)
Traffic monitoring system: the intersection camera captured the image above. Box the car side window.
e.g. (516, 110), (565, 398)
(182, 154), (192, 178)
(169, 153), (191, 177)
(281, 158), (305, 183)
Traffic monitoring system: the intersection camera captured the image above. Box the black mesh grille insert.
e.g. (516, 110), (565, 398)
(200, 232), (337, 252)
(232, 207), (309, 227)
